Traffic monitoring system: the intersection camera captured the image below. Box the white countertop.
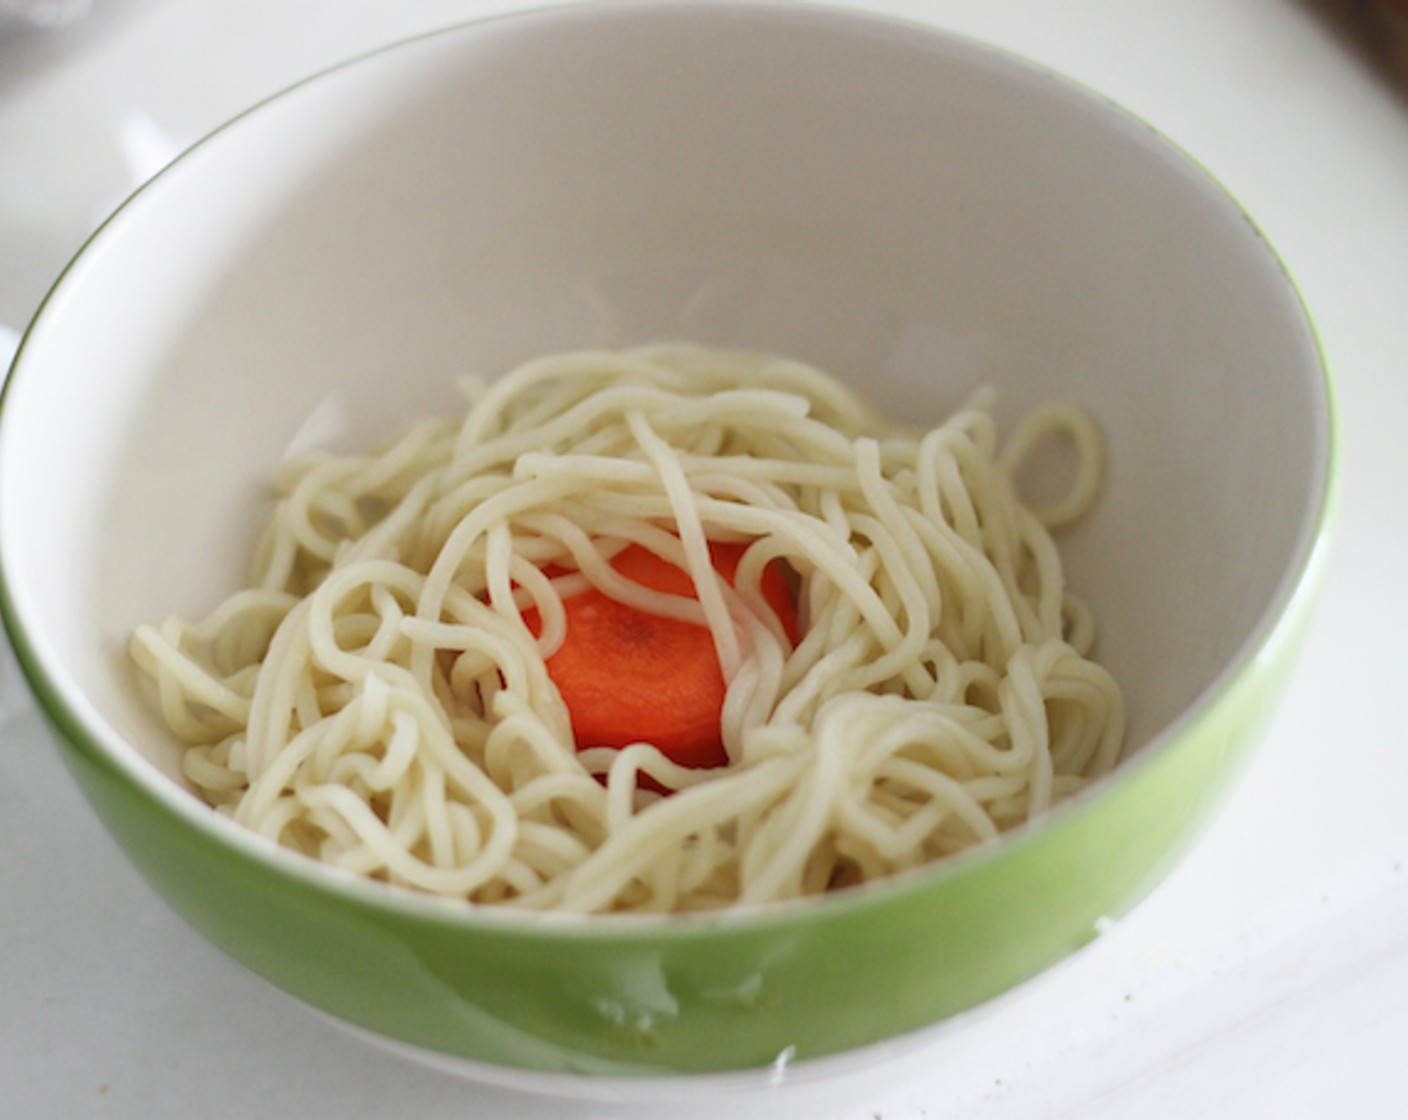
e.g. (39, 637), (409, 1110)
(3, 1), (1407, 1117)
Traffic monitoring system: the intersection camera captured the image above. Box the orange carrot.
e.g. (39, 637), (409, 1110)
(523, 541), (798, 769)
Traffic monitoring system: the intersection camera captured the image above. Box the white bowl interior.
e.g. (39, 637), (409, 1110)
(1, 4), (1328, 794)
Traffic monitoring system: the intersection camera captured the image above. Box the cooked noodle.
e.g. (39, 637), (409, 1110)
(129, 344), (1124, 913)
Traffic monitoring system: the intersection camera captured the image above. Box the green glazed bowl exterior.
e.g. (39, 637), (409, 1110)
(0, 0), (1335, 1080)
(11, 547), (1328, 1074)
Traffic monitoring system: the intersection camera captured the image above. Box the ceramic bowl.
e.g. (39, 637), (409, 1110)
(0, 0), (1333, 1084)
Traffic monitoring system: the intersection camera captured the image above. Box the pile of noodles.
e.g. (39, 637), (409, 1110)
(130, 345), (1124, 914)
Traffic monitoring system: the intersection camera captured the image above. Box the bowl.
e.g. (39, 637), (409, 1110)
(0, 0), (1333, 1085)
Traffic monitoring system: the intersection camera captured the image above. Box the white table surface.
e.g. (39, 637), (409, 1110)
(3, 1), (1407, 1117)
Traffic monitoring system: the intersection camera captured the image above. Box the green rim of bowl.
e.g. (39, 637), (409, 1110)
(0, 0), (1340, 1075)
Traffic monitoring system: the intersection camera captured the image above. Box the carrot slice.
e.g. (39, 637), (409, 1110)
(523, 541), (797, 769)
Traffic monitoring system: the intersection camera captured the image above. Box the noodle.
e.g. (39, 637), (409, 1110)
(129, 344), (1125, 913)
